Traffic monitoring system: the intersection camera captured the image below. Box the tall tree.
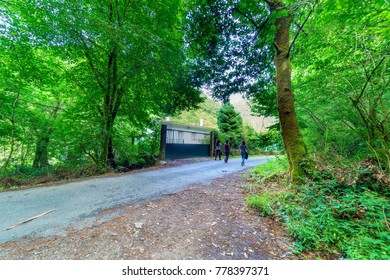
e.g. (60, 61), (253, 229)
(3, 0), (202, 171)
(185, 0), (318, 181)
(217, 102), (243, 148)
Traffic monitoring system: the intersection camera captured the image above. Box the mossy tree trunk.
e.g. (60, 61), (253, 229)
(33, 135), (51, 168)
(32, 104), (60, 169)
(271, 2), (310, 182)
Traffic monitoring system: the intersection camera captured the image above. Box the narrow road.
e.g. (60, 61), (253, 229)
(0, 156), (270, 243)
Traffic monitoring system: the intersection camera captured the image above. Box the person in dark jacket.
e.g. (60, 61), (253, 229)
(239, 140), (248, 166)
(224, 140), (230, 163)
(215, 140), (222, 160)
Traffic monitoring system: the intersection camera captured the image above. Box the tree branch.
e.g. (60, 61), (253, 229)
(263, 0), (278, 10)
(81, 41), (106, 92)
(294, 22), (308, 36)
(356, 57), (386, 103)
(287, 0), (319, 57)
(80, 144), (98, 165)
(233, 6), (260, 29)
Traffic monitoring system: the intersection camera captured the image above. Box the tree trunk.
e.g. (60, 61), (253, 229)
(1, 93), (19, 170)
(99, 119), (113, 172)
(107, 135), (116, 168)
(99, 48), (122, 170)
(33, 135), (50, 168)
(272, 4), (310, 182)
(32, 105), (60, 169)
(83, 2), (126, 172)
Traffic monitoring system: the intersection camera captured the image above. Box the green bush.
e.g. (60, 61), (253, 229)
(283, 181), (390, 259)
(246, 193), (276, 216)
(252, 156), (288, 178)
(246, 158), (390, 259)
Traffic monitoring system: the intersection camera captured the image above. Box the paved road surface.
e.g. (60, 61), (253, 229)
(0, 156), (270, 243)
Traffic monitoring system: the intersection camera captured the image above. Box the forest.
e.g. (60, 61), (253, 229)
(1, 0), (204, 181)
(0, 0), (389, 259)
(184, 0), (389, 259)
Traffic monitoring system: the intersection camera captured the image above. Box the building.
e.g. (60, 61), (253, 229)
(160, 121), (214, 159)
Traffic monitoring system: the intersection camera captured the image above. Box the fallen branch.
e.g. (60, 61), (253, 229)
(5, 209), (55, 231)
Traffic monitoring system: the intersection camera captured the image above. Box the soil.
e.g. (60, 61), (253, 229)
(0, 166), (315, 260)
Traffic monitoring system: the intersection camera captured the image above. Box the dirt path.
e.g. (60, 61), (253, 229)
(0, 157), (268, 244)
(0, 171), (306, 260)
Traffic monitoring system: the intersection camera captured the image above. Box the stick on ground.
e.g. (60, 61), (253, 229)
(5, 209), (55, 230)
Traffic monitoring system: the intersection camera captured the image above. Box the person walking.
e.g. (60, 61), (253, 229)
(224, 140), (230, 163)
(215, 140), (222, 160)
(239, 140), (248, 166)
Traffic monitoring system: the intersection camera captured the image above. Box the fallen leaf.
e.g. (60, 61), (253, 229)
(135, 222), (143, 229)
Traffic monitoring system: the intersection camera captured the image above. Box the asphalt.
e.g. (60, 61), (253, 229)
(0, 156), (271, 243)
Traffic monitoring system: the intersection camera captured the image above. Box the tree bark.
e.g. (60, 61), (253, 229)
(33, 135), (51, 168)
(272, 2), (310, 182)
(99, 44), (121, 170)
(1, 93), (20, 170)
(32, 105), (60, 168)
(97, 1), (124, 171)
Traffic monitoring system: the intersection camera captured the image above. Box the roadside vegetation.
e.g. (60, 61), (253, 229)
(1, 0), (389, 260)
(0, 121), (162, 191)
(245, 157), (390, 260)
(183, 0), (390, 260)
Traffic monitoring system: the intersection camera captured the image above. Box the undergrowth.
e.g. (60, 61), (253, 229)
(0, 155), (157, 191)
(0, 164), (100, 191)
(245, 156), (390, 260)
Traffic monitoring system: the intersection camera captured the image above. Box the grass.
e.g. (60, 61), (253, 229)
(0, 185), (19, 191)
(251, 156), (289, 178)
(0, 154), (159, 191)
(0, 164), (100, 191)
(245, 156), (390, 259)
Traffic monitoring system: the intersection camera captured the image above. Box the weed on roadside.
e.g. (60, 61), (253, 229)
(245, 157), (390, 260)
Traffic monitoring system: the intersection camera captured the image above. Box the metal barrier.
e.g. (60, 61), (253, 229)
(165, 143), (210, 159)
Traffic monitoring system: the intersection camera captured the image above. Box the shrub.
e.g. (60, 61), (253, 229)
(246, 157), (390, 259)
(246, 193), (276, 216)
(251, 156), (288, 179)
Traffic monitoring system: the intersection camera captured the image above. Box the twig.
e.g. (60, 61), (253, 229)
(5, 209), (55, 230)
(356, 57), (386, 103)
